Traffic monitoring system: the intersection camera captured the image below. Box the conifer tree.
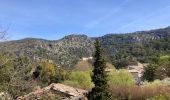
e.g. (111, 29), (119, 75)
(87, 39), (112, 100)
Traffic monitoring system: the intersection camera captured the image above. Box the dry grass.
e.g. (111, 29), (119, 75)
(109, 85), (170, 100)
(74, 60), (92, 71)
(75, 60), (115, 71)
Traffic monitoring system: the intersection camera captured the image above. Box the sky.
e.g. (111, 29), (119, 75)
(0, 0), (170, 40)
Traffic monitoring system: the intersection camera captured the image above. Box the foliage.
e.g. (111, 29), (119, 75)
(0, 53), (13, 91)
(34, 60), (67, 84)
(63, 71), (93, 90)
(141, 80), (164, 87)
(142, 55), (170, 81)
(105, 35), (170, 68)
(39, 61), (57, 83)
(63, 70), (135, 90)
(0, 54), (37, 99)
(113, 58), (129, 69)
(0, 27), (170, 99)
(108, 70), (135, 86)
(155, 56), (170, 79)
(7, 56), (35, 99)
(0, 35), (94, 68)
(159, 56), (170, 64)
(142, 64), (158, 82)
(110, 79), (169, 100)
(87, 40), (112, 100)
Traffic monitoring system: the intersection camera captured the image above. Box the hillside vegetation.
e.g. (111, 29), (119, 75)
(0, 27), (170, 69)
(0, 27), (170, 99)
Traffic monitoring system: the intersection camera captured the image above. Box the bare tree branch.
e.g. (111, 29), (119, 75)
(0, 25), (10, 40)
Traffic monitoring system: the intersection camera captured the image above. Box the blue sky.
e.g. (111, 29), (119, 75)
(0, 0), (170, 40)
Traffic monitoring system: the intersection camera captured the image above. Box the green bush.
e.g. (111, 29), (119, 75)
(63, 69), (135, 89)
(63, 71), (93, 90)
(108, 69), (135, 86)
(142, 64), (158, 82)
(159, 56), (170, 64)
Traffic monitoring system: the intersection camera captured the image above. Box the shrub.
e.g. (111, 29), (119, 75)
(142, 55), (170, 81)
(63, 71), (93, 90)
(159, 56), (170, 65)
(0, 53), (13, 91)
(34, 61), (67, 84)
(108, 69), (135, 86)
(39, 61), (57, 83)
(63, 69), (135, 90)
(142, 64), (158, 82)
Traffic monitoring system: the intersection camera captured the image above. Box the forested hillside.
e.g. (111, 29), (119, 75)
(0, 35), (94, 68)
(0, 26), (170, 68)
(101, 27), (170, 68)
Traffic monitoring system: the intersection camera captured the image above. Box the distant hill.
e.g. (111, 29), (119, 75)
(0, 26), (170, 68)
(0, 35), (94, 68)
(100, 26), (170, 44)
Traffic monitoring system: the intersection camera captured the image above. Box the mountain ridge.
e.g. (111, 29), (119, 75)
(5, 26), (170, 42)
(0, 26), (170, 68)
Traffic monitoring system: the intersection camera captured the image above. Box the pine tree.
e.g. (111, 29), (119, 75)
(87, 39), (112, 100)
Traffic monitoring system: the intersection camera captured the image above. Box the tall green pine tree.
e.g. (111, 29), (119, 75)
(87, 39), (112, 100)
